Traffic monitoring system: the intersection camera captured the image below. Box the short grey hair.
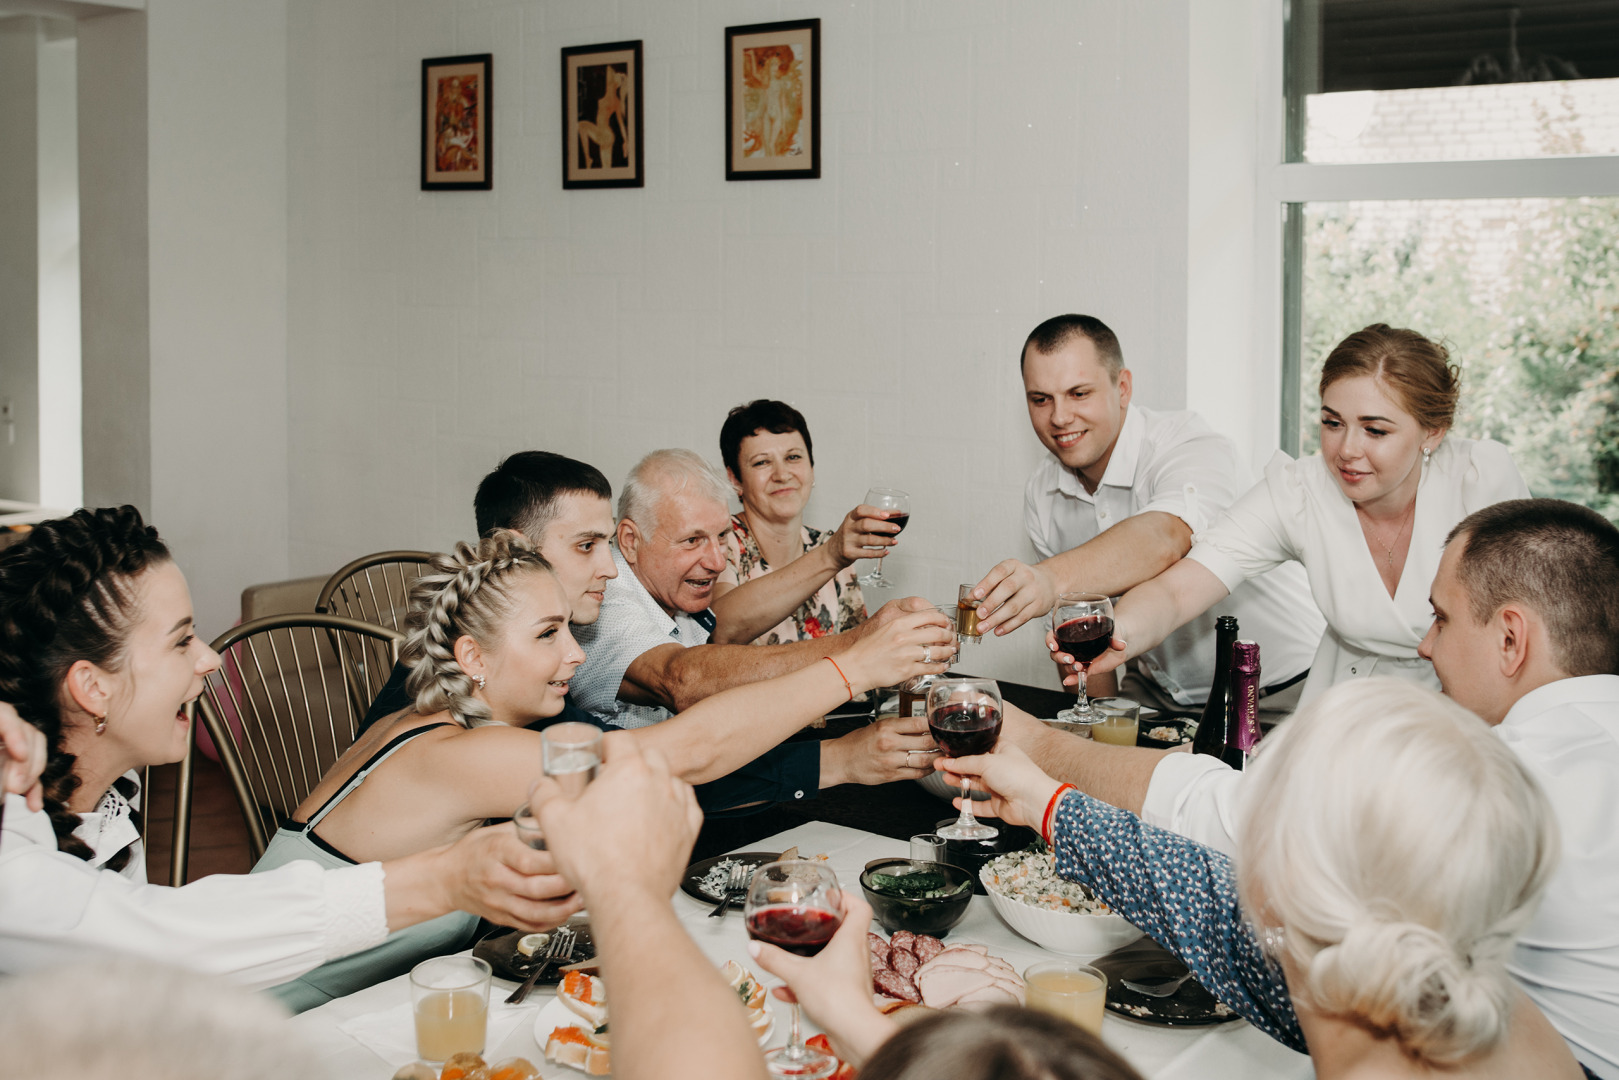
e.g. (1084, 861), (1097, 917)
(0, 956), (326, 1079)
(617, 449), (732, 535)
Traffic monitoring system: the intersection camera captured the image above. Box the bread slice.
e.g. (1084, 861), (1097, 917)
(558, 970), (608, 1028)
(544, 1025), (610, 1077)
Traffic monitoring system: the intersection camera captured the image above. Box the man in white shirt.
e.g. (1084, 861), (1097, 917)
(1003, 497), (1619, 1077)
(970, 314), (1321, 707)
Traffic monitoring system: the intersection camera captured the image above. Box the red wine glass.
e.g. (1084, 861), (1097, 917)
(745, 861), (845, 1079)
(858, 487), (909, 589)
(927, 677), (1004, 841)
(1050, 592), (1115, 725)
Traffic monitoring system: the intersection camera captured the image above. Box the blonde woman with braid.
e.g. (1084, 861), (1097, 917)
(254, 530), (953, 1010)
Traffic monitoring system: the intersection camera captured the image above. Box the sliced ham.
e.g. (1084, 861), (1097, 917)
(917, 965), (1003, 1008)
(955, 983), (1022, 1007)
(918, 948), (991, 976)
(913, 935), (945, 964)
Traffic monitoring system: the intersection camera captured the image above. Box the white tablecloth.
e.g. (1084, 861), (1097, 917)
(290, 822), (1314, 1079)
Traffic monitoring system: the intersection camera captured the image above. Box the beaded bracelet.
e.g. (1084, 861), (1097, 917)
(824, 656), (854, 701)
(1041, 784), (1077, 846)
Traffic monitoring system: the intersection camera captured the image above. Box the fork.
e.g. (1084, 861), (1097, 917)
(1121, 970), (1195, 998)
(505, 926), (577, 1005)
(708, 862), (749, 919)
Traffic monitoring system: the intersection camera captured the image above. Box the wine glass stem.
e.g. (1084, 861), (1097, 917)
(786, 1000), (806, 1057)
(1075, 667), (1089, 713)
(957, 776), (977, 827)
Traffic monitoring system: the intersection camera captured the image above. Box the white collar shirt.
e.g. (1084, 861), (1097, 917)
(1025, 406), (1322, 704)
(70, 771), (144, 877)
(569, 544), (712, 729)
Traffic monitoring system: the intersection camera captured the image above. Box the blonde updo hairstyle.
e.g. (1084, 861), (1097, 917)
(402, 531), (556, 727)
(1237, 678), (1558, 1066)
(1319, 324), (1461, 434)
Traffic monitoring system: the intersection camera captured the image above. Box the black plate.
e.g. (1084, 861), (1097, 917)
(680, 851), (781, 909)
(1092, 937), (1241, 1027)
(1137, 717), (1194, 750)
(474, 913), (595, 983)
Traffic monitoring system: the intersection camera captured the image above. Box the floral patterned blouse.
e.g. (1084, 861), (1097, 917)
(724, 514), (867, 645)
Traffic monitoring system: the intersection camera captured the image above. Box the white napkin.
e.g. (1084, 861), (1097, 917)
(337, 996), (538, 1069)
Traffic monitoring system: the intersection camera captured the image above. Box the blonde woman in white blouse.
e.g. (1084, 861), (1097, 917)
(1069, 325), (1529, 704)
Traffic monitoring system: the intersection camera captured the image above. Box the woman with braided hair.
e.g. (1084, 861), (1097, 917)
(0, 507), (579, 989)
(255, 528), (954, 1009)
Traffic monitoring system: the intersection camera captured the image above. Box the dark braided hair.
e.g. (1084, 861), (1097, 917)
(0, 507), (170, 868)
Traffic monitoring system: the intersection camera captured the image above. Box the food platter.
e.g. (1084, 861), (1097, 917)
(474, 913), (595, 983)
(1092, 937), (1239, 1027)
(679, 851), (781, 909)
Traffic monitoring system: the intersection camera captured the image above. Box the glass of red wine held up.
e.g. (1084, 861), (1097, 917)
(745, 861), (845, 1080)
(927, 677), (1005, 841)
(858, 487), (910, 589)
(1050, 593), (1115, 726)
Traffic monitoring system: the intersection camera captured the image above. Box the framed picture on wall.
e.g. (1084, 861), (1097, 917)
(562, 40), (644, 189)
(421, 53), (492, 191)
(725, 18), (820, 181)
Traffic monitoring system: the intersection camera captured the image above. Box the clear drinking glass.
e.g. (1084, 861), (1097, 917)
(955, 584), (983, 645)
(542, 721), (602, 797)
(1024, 960), (1107, 1035)
(926, 677), (1003, 841)
(1050, 592), (1115, 725)
(513, 802), (546, 849)
(857, 487), (910, 589)
(1090, 697), (1141, 747)
(411, 955), (492, 1064)
(745, 861), (845, 1080)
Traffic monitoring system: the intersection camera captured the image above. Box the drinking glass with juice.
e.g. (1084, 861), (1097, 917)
(1090, 697), (1142, 747)
(1024, 960), (1108, 1035)
(411, 956), (492, 1063)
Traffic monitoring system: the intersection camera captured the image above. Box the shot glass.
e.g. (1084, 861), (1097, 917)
(956, 585), (983, 644)
(513, 802), (545, 850)
(411, 955), (492, 1064)
(542, 722), (603, 797)
(909, 833), (947, 862)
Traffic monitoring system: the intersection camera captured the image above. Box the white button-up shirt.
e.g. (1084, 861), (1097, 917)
(570, 544), (713, 729)
(0, 775), (389, 988)
(1140, 675), (1619, 1078)
(1025, 406), (1323, 704)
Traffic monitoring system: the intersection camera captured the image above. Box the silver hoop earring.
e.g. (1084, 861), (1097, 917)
(473, 674), (486, 691)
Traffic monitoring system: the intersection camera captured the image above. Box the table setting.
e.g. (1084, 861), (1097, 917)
(290, 821), (1313, 1079)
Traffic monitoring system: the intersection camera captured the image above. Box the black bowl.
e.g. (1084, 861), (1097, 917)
(859, 858), (974, 937)
(1137, 717), (1193, 750)
(934, 819), (1040, 894)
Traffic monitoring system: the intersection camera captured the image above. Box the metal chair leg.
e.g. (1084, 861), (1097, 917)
(169, 708), (196, 887)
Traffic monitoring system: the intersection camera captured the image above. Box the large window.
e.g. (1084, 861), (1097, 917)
(1278, 0), (1619, 519)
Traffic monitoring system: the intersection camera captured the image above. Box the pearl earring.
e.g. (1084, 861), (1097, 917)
(473, 674), (486, 691)
(1422, 446), (1432, 468)
(94, 715), (107, 735)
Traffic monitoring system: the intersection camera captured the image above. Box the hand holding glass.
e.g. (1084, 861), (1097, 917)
(927, 677), (1004, 841)
(858, 488), (910, 589)
(1050, 593), (1115, 725)
(745, 861), (845, 1080)
(542, 722), (602, 797)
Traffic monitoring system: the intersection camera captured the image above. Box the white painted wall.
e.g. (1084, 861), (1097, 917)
(285, 0), (1191, 690)
(145, 0), (290, 635)
(38, 28), (81, 511)
(0, 18), (41, 504)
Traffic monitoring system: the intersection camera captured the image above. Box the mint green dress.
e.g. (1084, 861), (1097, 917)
(251, 723), (481, 1013)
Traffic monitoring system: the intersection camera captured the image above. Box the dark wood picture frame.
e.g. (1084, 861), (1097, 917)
(562, 40), (644, 189)
(725, 18), (821, 181)
(421, 53), (493, 191)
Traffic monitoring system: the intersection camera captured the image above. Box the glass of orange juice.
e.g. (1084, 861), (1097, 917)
(411, 955), (492, 1064)
(1090, 698), (1141, 747)
(1024, 960), (1108, 1035)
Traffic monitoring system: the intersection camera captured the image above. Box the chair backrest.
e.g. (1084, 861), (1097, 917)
(194, 614), (403, 862)
(316, 550), (436, 634)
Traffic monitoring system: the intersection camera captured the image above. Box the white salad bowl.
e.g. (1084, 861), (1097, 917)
(979, 861), (1143, 958)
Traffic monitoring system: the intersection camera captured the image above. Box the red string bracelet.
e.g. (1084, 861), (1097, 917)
(824, 656), (854, 701)
(1042, 784), (1076, 846)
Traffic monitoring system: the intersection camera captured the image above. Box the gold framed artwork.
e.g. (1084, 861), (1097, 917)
(421, 53), (492, 191)
(725, 18), (821, 181)
(562, 40), (644, 189)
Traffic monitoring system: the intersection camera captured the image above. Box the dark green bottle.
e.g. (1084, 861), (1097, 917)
(1191, 616), (1239, 762)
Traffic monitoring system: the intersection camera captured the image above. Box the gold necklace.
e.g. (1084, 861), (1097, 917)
(1362, 498), (1416, 571)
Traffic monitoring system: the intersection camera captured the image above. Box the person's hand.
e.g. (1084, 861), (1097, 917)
(936, 741), (1062, 831)
(839, 604), (955, 690)
(1046, 624), (1128, 686)
(533, 733), (703, 905)
(430, 823), (584, 932)
(748, 891), (897, 1067)
(827, 504), (906, 569)
(820, 713), (940, 788)
(0, 704), (46, 812)
(967, 559), (1058, 637)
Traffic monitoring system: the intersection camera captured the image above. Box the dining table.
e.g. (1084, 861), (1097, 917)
(290, 820), (1314, 1080)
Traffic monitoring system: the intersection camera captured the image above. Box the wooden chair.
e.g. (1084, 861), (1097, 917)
(317, 551), (434, 716)
(191, 614), (404, 862)
(137, 714), (195, 887)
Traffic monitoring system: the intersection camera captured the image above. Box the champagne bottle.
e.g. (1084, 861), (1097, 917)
(1192, 615), (1238, 761)
(1229, 640), (1262, 769)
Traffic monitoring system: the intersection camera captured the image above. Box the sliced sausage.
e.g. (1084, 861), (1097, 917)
(913, 935), (945, 964)
(867, 933), (891, 970)
(890, 947), (920, 979)
(889, 931), (916, 955)
(873, 968), (922, 1003)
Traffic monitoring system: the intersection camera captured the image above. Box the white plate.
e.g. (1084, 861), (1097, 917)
(533, 989), (776, 1072)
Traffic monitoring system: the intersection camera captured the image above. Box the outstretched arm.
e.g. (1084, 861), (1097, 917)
(996, 703), (1175, 817)
(1049, 557), (1231, 684)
